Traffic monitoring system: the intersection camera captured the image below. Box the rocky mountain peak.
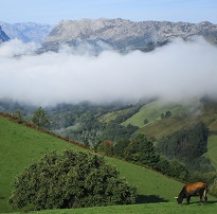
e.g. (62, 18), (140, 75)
(0, 25), (10, 43)
(42, 18), (217, 53)
(0, 22), (52, 43)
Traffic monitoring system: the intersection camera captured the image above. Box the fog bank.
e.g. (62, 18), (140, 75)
(0, 37), (216, 106)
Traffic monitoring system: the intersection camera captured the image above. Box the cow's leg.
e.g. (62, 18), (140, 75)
(199, 191), (205, 205)
(199, 194), (203, 203)
(187, 196), (191, 204)
(203, 189), (208, 203)
(204, 195), (208, 202)
(198, 189), (207, 204)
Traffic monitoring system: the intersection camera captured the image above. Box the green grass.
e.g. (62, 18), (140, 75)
(7, 202), (217, 214)
(122, 101), (188, 128)
(201, 113), (217, 134)
(1, 115), (217, 214)
(98, 107), (133, 123)
(139, 117), (198, 140)
(121, 99), (217, 140)
(0, 116), (183, 213)
(207, 135), (217, 169)
(107, 158), (182, 199)
(0, 116), (83, 213)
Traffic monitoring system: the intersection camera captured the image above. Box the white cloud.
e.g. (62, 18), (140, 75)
(0, 37), (216, 106)
(0, 39), (37, 57)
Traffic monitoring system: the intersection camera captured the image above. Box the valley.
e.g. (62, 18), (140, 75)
(1, 6), (217, 213)
(0, 114), (182, 213)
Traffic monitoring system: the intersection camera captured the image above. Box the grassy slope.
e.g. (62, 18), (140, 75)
(9, 202), (217, 214)
(0, 116), (83, 213)
(138, 117), (198, 140)
(0, 116), (183, 213)
(118, 100), (217, 141)
(99, 99), (217, 172)
(207, 135), (217, 169)
(98, 107), (133, 123)
(107, 158), (181, 199)
(122, 101), (187, 128)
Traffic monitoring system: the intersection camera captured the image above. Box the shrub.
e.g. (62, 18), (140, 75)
(167, 160), (189, 180)
(124, 135), (160, 166)
(9, 151), (136, 210)
(144, 119), (149, 125)
(32, 107), (49, 128)
(97, 140), (113, 156)
(209, 179), (217, 197)
(158, 122), (208, 162)
(154, 157), (189, 181)
(113, 140), (130, 158)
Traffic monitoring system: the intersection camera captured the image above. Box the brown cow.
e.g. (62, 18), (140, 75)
(176, 182), (208, 204)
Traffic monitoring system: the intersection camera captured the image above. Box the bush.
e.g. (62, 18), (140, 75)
(113, 140), (130, 158)
(209, 179), (217, 197)
(9, 151), (136, 210)
(167, 160), (189, 180)
(32, 107), (49, 128)
(144, 119), (149, 125)
(154, 157), (189, 181)
(154, 157), (171, 174)
(97, 140), (113, 156)
(124, 135), (160, 166)
(188, 171), (217, 184)
(158, 122), (208, 162)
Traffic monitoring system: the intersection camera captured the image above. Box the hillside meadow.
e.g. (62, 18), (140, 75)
(7, 202), (217, 214)
(0, 115), (183, 213)
(207, 135), (217, 169)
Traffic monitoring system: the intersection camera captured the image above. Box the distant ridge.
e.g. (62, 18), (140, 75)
(0, 22), (51, 43)
(42, 18), (217, 53)
(0, 25), (10, 43)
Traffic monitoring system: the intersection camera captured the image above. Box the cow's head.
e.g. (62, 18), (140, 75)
(175, 187), (185, 204)
(177, 196), (183, 204)
(175, 193), (184, 204)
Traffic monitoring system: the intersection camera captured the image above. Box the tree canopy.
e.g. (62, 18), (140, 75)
(32, 107), (49, 128)
(9, 151), (136, 210)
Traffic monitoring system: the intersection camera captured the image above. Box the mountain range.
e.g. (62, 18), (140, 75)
(0, 26), (9, 43)
(1, 18), (217, 52)
(42, 18), (217, 53)
(0, 22), (51, 43)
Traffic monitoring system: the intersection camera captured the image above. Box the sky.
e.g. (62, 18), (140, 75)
(0, 0), (217, 25)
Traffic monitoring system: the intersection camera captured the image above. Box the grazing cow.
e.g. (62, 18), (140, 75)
(175, 181), (208, 204)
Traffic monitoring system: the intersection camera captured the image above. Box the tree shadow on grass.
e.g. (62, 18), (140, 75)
(136, 194), (169, 204)
(0, 196), (5, 200)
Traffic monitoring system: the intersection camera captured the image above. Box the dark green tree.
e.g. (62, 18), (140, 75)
(161, 113), (165, 120)
(32, 107), (49, 128)
(97, 140), (113, 156)
(165, 111), (172, 118)
(155, 157), (189, 180)
(167, 160), (189, 180)
(9, 151), (136, 210)
(113, 140), (130, 158)
(158, 122), (208, 162)
(124, 135), (160, 166)
(14, 110), (23, 124)
(209, 181), (217, 197)
(144, 119), (149, 125)
(155, 157), (171, 175)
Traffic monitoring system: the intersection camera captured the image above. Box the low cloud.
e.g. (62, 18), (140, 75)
(0, 37), (216, 106)
(0, 39), (37, 57)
